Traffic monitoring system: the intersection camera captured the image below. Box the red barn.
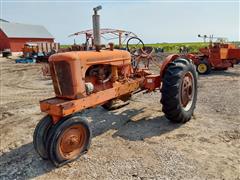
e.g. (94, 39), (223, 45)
(0, 19), (54, 52)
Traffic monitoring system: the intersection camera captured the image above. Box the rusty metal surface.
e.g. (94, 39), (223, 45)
(49, 50), (131, 65)
(69, 28), (137, 40)
(48, 50), (132, 99)
(41, 42), (186, 125)
(53, 61), (74, 96)
(40, 34), (185, 125)
(190, 42), (240, 70)
(159, 54), (179, 79)
(144, 74), (160, 92)
(68, 28), (137, 48)
(40, 78), (143, 123)
(57, 124), (87, 159)
(226, 48), (240, 59)
(180, 72), (194, 111)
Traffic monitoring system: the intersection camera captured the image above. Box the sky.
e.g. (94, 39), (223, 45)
(1, 0), (239, 44)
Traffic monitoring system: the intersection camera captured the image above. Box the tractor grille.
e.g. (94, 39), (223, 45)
(50, 61), (74, 97)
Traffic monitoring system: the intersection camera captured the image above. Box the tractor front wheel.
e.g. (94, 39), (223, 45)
(161, 58), (198, 123)
(197, 59), (211, 74)
(46, 116), (91, 167)
(33, 115), (53, 159)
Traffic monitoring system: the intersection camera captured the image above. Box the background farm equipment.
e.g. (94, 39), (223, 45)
(33, 6), (198, 167)
(15, 58), (36, 63)
(15, 42), (60, 64)
(68, 28), (137, 50)
(186, 35), (240, 74)
(2, 49), (12, 58)
(59, 28), (137, 53)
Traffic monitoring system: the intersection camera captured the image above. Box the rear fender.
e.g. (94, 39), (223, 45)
(160, 54), (179, 80)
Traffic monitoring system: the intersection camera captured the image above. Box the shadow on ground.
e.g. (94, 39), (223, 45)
(202, 69), (240, 77)
(0, 106), (182, 179)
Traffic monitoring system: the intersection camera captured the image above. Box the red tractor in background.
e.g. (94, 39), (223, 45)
(187, 35), (240, 74)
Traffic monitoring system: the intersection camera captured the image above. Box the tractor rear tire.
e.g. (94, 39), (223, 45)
(46, 116), (91, 167)
(197, 59), (211, 74)
(33, 115), (53, 160)
(160, 58), (197, 123)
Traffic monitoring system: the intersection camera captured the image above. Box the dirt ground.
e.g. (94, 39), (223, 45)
(0, 56), (239, 180)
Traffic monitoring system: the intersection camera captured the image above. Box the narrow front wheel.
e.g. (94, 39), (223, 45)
(33, 115), (53, 159)
(46, 116), (91, 167)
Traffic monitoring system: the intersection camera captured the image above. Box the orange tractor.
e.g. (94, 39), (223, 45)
(33, 6), (198, 167)
(187, 35), (240, 74)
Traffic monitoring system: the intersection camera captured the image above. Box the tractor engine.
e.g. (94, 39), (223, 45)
(48, 49), (132, 99)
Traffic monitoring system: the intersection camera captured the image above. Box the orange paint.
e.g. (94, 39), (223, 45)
(40, 49), (181, 124)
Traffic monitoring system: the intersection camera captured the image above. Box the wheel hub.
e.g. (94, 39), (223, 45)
(198, 63), (207, 73)
(58, 125), (87, 159)
(181, 72), (194, 111)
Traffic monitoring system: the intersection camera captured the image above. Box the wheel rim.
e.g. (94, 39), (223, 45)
(57, 124), (87, 160)
(197, 63), (207, 73)
(180, 72), (194, 111)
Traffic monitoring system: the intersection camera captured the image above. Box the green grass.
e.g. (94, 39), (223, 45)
(146, 41), (240, 53)
(60, 45), (72, 49)
(61, 41), (240, 53)
(145, 42), (208, 53)
(61, 42), (207, 53)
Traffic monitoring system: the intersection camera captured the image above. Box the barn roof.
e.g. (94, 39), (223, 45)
(0, 19), (9, 23)
(0, 22), (54, 39)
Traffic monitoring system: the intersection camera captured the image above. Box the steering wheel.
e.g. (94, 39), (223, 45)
(126, 37), (145, 55)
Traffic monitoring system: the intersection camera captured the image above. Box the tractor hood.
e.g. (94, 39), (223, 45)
(49, 49), (131, 66)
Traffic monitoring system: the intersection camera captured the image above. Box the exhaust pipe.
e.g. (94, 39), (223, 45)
(92, 5), (102, 51)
